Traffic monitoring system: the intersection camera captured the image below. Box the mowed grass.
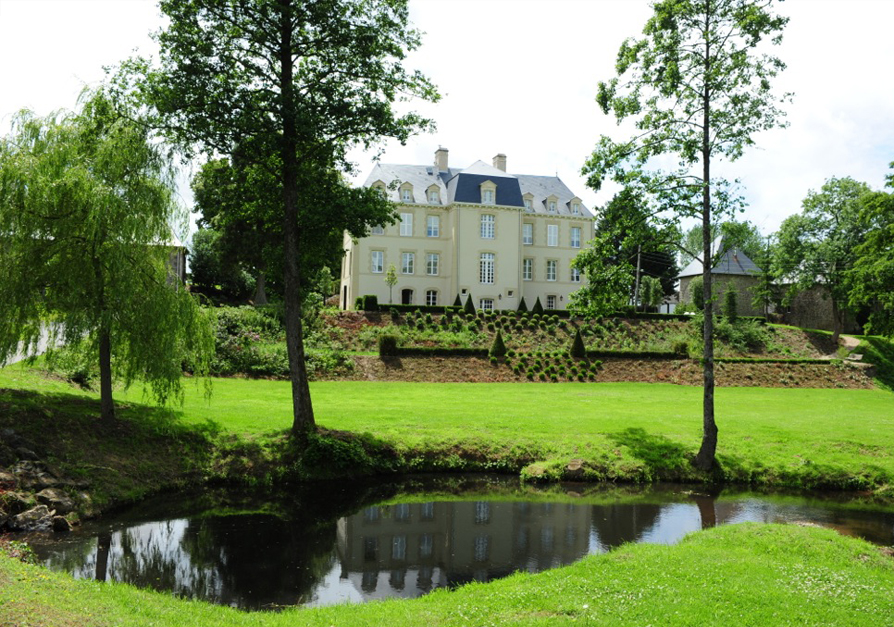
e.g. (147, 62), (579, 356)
(3, 362), (894, 487)
(2, 523), (893, 626)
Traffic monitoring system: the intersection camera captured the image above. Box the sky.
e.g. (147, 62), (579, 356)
(1, 0), (892, 239)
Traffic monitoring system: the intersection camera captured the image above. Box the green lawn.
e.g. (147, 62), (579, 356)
(2, 523), (893, 626)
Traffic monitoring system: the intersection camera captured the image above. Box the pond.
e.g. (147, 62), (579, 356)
(18, 476), (894, 610)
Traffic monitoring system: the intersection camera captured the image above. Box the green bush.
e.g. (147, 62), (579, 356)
(532, 297), (544, 315)
(378, 334), (399, 356)
(464, 294), (476, 315)
(517, 297), (528, 312)
(490, 330), (507, 357)
(360, 294), (379, 311)
(724, 285), (738, 323)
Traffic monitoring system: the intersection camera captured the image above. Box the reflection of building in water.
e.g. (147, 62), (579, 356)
(337, 501), (592, 600)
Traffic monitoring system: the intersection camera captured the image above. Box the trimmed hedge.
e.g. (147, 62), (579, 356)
(715, 358), (838, 365)
(585, 350), (685, 359)
(387, 347), (489, 357)
(372, 304), (463, 315)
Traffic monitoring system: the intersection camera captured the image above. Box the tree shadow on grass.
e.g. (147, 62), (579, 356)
(607, 427), (692, 477)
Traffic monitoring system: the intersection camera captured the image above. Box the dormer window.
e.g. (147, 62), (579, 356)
(523, 194), (534, 212)
(548, 200), (557, 213)
(372, 182), (387, 197)
(399, 183), (414, 203)
(428, 189), (440, 204)
(572, 202), (581, 215)
(480, 180), (497, 205)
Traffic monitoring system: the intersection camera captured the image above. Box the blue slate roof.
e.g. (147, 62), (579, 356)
(677, 236), (763, 278)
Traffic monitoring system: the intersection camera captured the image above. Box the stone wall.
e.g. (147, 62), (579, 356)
(679, 274), (763, 317)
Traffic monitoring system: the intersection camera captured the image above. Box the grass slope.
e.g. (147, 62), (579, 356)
(2, 524), (893, 626)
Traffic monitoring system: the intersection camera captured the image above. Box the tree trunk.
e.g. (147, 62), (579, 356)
(830, 295), (842, 344)
(695, 11), (717, 472)
(99, 327), (115, 421)
(253, 270), (268, 305)
(279, 0), (315, 442)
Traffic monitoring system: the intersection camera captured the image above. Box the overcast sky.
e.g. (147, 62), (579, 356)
(1, 0), (892, 238)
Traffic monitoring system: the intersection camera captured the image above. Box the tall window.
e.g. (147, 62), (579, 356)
(547, 295), (556, 310)
(524, 198), (533, 212)
(371, 224), (385, 235)
(482, 189), (494, 205)
(546, 259), (557, 281)
(480, 214), (495, 239)
(571, 267), (581, 283)
(479, 298), (494, 311)
(547, 224), (558, 247)
(480, 253), (494, 284)
(426, 253), (439, 276)
(572, 202), (581, 215)
(402, 188), (413, 203)
(522, 223), (533, 245)
(401, 252), (415, 274)
(371, 250), (384, 274)
(400, 213), (413, 236)
(425, 290), (438, 306)
(548, 200), (557, 213)
(571, 226), (581, 248)
(427, 215), (439, 237)
(428, 189), (439, 204)
(523, 258), (533, 281)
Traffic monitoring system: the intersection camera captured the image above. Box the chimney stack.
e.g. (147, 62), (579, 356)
(493, 153), (507, 172)
(435, 147), (449, 172)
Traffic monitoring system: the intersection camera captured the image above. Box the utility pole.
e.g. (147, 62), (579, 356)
(633, 244), (642, 311)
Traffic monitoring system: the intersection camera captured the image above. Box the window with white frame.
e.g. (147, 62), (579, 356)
(480, 253), (494, 284)
(426, 215), (439, 237)
(571, 226), (581, 248)
(547, 295), (556, 310)
(428, 189), (439, 204)
(571, 266), (581, 283)
(479, 298), (494, 312)
(523, 258), (533, 281)
(426, 289), (438, 306)
(522, 222), (533, 245)
(401, 188), (413, 203)
(480, 214), (495, 239)
(546, 259), (557, 281)
(400, 213), (413, 236)
(371, 250), (384, 274)
(474, 501), (490, 524)
(572, 202), (581, 215)
(371, 224), (385, 235)
(426, 252), (439, 276)
(482, 189), (494, 205)
(547, 224), (558, 247)
(401, 252), (415, 274)
(525, 198), (533, 212)
(548, 200), (557, 213)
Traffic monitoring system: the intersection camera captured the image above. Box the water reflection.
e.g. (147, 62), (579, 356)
(22, 480), (894, 610)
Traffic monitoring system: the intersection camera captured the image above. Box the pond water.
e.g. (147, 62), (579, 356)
(20, 476), (894, 610)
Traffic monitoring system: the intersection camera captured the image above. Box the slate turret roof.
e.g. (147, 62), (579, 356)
(677, 236), (763, 279)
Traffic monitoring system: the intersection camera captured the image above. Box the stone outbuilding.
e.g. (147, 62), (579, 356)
(677, 237), (763, 316)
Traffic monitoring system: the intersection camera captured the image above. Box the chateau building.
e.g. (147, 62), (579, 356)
(339, 148), (594, 311)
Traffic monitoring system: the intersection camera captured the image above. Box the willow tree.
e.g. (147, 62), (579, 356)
(0, 90), (214, 420)
(128, 0), (438, 441)
(583, 0), (789, 470)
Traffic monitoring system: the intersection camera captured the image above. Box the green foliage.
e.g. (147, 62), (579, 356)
(189, 227), (255, 301)
(532, 297), (544, 315)
(489, 330), (507, 358)
(570, 328), (586, 358)
(0, 88), (214, 417)
(453, 294), (462, 307)
(639, 275), (663, 311)
(724, 284), (739, 323)
(517, 297), (528, 312)
(378, 334), (399, 357)
(463, 294), (476, 315)
(690, 276), (705, 311)
(360, 295), (379, 311)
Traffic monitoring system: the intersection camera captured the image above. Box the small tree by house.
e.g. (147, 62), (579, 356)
(517, 297), (528, 312)
(490, 330), (507, 358)
(532, 297), (544, 315)
(464, 294), (476, 315)
(385, 264), (398, 304)
(570, 328), (586, 359)
(453, 294), (462, 307)
(724, 284), (739, 323)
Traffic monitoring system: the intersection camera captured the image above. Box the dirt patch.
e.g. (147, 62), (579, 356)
(338, 356), (875, 389)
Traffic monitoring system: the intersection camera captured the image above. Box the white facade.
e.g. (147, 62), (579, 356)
(340, 149), (594, 311)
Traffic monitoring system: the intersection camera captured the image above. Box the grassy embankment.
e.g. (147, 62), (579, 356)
(2, 523), (893, 626)
(2, 354), (893, 505)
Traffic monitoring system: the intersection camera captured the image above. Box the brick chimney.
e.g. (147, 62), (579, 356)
(493, 153), (507, 172)
(435, 147), (449, 172)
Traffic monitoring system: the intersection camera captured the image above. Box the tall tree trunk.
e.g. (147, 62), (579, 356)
(99, 327), (115, 421)
(695, 9), (717, 471)
(279, 0), (315, 442)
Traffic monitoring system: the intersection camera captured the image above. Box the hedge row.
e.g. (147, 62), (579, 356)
(714, 358), (837, 365)
(586, 350), (685, 359)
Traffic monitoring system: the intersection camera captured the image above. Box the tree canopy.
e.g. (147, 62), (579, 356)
(775, 177), (872, 342)
(128, 0), (438, 440)
(0, 89), (213, 420)
(582, 0), (789, 470)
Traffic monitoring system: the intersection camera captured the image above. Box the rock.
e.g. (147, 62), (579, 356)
(0, 469), (16, 487)
(36, 487), (76, 515)
(15, 447), (39, 461)
(10, 504), (55, 531)
(1, 491), (34, 516)
(52, 515), (72, 533)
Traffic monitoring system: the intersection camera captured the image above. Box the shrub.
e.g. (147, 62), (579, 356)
(453, 294), (462, 307)
(517, 297), (528, 312)
(490, 330), (507, 357)
(464, 294), (476, 315)
(690, 276), (705, 311)
(532, 297), (544, 315)
(354, 296), (364, 310)
(724, 284), (738, 323)
(378, 334), (399, 357)
(360, 294), (379, 311)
